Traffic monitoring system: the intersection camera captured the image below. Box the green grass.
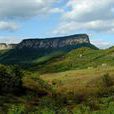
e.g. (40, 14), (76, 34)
(39, 67), (114, 113)
(40, 66), (114, 93)
(38, 47), (114, 73)
(5, 97), (114, 114)
(1, 46), (114, 113)
(0, 43), (97, 69)
(1, 66), (114, 113)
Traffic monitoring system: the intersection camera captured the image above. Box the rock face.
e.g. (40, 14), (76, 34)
(0, 43), (17, 50)
(8, 44), (17, 49)
(17, 34), (90, 49)
(0, 43), (7, 50)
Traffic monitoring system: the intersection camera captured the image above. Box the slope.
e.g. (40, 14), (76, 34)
(37, 47), (114, 73)
(0, 43), (97, 65)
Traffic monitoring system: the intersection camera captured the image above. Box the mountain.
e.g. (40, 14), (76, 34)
(16, 34), (97, 54)
(17, 34), (90, 49)
(0, 33), (114, 74)
(0, 34), (97, 65)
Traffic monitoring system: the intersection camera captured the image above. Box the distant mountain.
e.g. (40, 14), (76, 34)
(0, 34), (97, 67)
(17, 34), (90, 49)
(0, 43), (17, 50)
(16, 34), (97, 53)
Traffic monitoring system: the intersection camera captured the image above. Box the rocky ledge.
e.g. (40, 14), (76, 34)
(0, 43), (17, 50)
(17, 34), (90, 49)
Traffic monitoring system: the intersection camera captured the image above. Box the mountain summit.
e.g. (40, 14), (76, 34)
(17, 34), (90, 49)
(0, 34), (97, 65)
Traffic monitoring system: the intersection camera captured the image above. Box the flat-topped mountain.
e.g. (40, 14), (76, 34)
(0, 34), (97, 65)
(17, 34), (91, 49)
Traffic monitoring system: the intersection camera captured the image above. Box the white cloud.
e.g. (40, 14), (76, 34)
(64, 0), (114, 22)
(0, 21), (19, 31)
(53, 20), (114, 35)
(0, 0), (61, 31)
(0, 0), (59, 19)
(91, 39), (113, 49)
(49, 8), (64, 14)
(54, 0), (114, 34)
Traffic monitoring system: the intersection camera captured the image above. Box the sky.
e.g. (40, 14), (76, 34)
(0, 0), (114, 49)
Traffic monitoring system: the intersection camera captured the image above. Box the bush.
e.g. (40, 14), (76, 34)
(85, 97), (100, 111)
(0, 65), (23, 93)
(102, 73), (113, 87)
(8, 104), (26, 114)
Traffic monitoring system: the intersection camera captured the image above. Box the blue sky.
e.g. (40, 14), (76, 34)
(0, 0), (114, 49)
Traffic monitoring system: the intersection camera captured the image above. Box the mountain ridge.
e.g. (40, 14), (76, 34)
(0, 34), (98, 67)
(17, 34), (91, 49)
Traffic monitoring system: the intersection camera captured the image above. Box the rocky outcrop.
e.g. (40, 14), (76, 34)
(17, 34), (90, 49)
(8, 44), (17, 49)
(0, 43), (17, 50)
(0, 43), (7, 50)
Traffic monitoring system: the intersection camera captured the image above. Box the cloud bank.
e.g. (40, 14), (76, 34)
(0, 0), (59, 19)
(54, 0), (114, 34)
(0, 0), (60, 31)
(0, 21), (19, 31)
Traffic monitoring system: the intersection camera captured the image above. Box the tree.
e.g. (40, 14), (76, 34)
(102, 73), (113, 87)
(0, 65), (23, 93)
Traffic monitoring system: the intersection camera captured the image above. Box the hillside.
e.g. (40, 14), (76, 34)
(0, 34), (114, 74)
(0, 34), (97, 65)
(0, 43), (114, 74)
(40, 66), (114, 93)
(37, 47), (114, 73)
(1, 35), (114, 113)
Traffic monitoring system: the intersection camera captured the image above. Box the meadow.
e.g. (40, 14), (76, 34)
(8, 66), (113, 114)
(0, 47), (114, 113)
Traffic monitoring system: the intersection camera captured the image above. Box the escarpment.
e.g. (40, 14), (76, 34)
(0, 43), (17, 50)
(0, 34), (97, 52)
(0, 34), (98, 65)
(16, 34), (91, 50)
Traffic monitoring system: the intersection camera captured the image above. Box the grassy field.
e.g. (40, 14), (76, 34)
(38, 47), (114, 73)
(40, 66), (114, 92)
(39, 67), (114, 113)
(1, 46), (114, 113)
(0, 46), (114, 73)
(0, 65), (114, 113)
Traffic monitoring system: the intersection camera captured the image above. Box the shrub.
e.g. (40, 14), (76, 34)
(52, 79), (63, 87)
(102, 73), (113, 87)
(25, 77), (53, 97)
(0, 65), (23, 93)
(8, 104), (26, 114)
(85, 97), (100, 111)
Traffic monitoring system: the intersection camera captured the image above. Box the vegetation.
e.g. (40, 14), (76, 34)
(0, 65), (23, 93)
(0, 46), (114, 113)
(38, 47), (114, 73)
(0, 64), (114, 113)
(0, 46), (112, 73)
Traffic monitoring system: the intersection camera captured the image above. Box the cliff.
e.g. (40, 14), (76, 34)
(0, 43), (17, 50)
(17, 34), (90, 49)
(0, 34), (98, 65)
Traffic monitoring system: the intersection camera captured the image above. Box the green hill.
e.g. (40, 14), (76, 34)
(0, 43), (114, 74)
(1, 41), (114, 114)
(0, 43), (97, 64)
(36, 47), (114, 73)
